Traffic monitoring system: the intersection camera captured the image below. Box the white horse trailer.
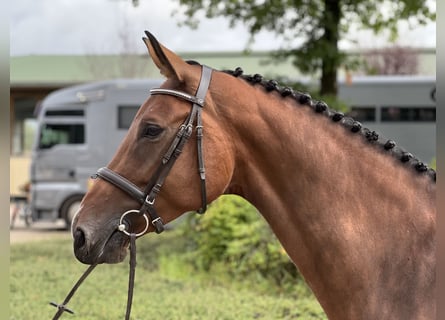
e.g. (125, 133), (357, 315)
(30, 79), (163, 227)
(339, 75), (436, 164)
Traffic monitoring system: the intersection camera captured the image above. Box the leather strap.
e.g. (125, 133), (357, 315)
(194, 65), (212, 213)
(50, 264), (98, 319)
(149, 65), (212, 214)
(95, 167), (145, 203)
(124, 233), (137, 320)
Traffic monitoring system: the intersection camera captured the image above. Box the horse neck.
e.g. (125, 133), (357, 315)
(217, 81), (435, 319)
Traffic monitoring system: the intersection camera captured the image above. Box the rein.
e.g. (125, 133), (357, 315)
(50, 65), (213, 319)
(50, 231), (138, 320)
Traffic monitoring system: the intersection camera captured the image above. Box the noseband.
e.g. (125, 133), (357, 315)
(93, 65), (213, 234)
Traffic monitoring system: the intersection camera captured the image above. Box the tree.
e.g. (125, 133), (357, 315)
(83, 6), (154, 79)
(132, 0), (435, 97)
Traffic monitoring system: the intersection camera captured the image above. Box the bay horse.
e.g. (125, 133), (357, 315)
(72, 31), (436, 320)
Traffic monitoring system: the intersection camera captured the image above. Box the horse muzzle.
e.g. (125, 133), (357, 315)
(72, 218), (130, 265)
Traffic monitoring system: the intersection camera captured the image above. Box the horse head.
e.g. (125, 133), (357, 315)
(72, 32), (235, 264)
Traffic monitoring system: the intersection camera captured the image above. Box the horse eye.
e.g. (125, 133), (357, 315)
(142, 124), (164, 138)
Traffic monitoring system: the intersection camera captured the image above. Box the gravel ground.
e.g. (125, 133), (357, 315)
(10, 221), (71, 244)
(9, 203), (71, 244)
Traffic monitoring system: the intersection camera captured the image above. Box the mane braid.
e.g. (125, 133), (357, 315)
(222, 67), (436, 183)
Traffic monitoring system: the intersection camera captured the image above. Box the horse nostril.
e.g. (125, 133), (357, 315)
(73, 227), (86, 249)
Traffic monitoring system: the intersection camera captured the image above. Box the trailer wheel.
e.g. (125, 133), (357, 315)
(61, 195), (84, 229)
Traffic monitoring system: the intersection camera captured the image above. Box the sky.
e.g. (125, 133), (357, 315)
(10, 0), (436, 56)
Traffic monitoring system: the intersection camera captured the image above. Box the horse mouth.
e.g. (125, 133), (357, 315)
(73, 221), (130, 265)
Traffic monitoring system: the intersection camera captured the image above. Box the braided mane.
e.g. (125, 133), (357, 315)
(221, 66), (436, 183)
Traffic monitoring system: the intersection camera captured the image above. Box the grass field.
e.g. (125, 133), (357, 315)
(10, 231), (326, 319)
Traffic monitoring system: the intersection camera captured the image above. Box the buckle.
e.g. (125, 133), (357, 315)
(151, 217), (165, 234)
(145, 195), (155, 206)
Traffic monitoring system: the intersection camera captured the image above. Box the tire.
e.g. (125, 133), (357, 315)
(60, 195), (84, 229)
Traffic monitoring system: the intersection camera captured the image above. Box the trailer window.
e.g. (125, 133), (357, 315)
(39, 124), (85, 149)
(381, 107), (435, 122)
(118, 106), (139, 129)
(45, 110), (84, 116)
(347, 107), (376, 122)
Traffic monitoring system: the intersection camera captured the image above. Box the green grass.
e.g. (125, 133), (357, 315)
(10, 231), (326, 320)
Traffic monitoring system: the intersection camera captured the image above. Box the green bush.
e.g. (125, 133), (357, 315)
(181, 195), (299, 288)
(430, 157), (436, 170)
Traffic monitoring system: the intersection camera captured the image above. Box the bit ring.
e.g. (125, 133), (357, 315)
(118, 209), (149, 237)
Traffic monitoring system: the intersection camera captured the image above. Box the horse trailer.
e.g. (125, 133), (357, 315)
(340, 75), (436, 164)
(30, 79), (163, 228)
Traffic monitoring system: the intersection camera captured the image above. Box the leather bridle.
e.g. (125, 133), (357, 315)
(51, 66), (214, 320)
(94, 65), (213, 234)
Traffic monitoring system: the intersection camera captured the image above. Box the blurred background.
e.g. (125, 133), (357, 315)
(10, 0), (436, 202)
(10, 0), (436, 318)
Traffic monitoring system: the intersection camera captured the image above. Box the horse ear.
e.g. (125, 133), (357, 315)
(142, 31), (187, 82)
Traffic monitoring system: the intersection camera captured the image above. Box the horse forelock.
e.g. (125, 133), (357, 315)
(217, 67), (436, 183)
